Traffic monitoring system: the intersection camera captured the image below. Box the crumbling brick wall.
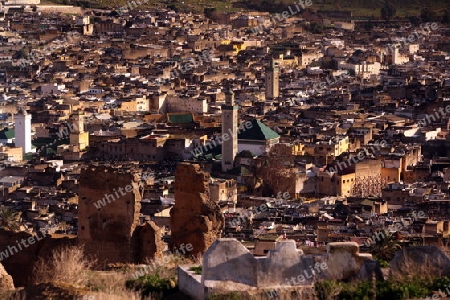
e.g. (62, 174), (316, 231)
(171, 163), (224, 255)
(132, 221), (165, 263)
(78, 165), (142, 267)
(78, 165), (163, 267)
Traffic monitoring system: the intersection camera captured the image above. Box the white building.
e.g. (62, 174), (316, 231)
(14, 107), (32, 154)
(40, 83), (66, 96)
(340, 61), (381, 78)
(76, 16), (90, 26)
(392, 48), (409, 65)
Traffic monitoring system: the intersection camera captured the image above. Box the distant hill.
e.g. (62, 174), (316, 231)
(51, 0), (449, 18)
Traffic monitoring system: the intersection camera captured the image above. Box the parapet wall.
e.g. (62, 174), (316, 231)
(178, 266), (205, 300)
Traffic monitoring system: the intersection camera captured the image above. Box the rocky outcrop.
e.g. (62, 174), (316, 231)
(390, 246), (450, 280)
(0, 229), (76, 287)
(171, 163), (224, 255)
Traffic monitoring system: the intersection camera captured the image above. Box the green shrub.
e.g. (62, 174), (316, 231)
(190, 266), (202, 275)
(125, 271), (177, 297)
(375, 258), (390, 268)
(207, 292), (244, 300)
(376, 280), (429, 300)
(317, 278), (436, 300)
(429, 276), (450, 291)
(376, 280), (408, 300)
(338, 281), (374, 300)
(315, 280), (342, 300)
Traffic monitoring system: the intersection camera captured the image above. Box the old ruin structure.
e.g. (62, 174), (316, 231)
(78, 165), (164, 266)
(0, 229), (75, 286)
(171, 163), (224, 255)
(132, 220), (166, 262)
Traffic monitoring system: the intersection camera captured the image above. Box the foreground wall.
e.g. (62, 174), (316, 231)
(181, 238), (380, 299)
(202, 239), (376, 287)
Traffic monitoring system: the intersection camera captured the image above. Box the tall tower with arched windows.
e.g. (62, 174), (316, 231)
(69, 110), (89, 151)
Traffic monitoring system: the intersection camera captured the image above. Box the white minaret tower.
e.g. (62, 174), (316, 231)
(392, 47), (400, 65)
(265, 58), (279, 100)
(221, 89), (238, 172)
(15, 107), (32, 154)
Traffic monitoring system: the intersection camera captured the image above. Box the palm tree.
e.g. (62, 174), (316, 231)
(370, 230), (401, 261)
(0, 207), (21, 232)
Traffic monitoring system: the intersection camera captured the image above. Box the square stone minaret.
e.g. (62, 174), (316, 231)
(265, 59), (279, 100)
(221, 90), (238, 172)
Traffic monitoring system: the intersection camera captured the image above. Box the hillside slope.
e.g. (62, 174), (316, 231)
(50, 0), (449, 17)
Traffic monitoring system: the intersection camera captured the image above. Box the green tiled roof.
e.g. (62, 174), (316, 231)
(240, 166), (252, 176)
(0, 128), (14, 139)
(360, 199), (375, 207)
(237, 150), (256, 158)
(238, 119), (279, 141)
(46, 148), (57, 155)
(167, 113), (193, 124)
(228, 166), (249, 176)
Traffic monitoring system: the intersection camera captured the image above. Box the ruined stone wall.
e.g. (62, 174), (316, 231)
(171, 163), (224, 255)
(132, 221), (166, 262)
(78, 165), (142, 266)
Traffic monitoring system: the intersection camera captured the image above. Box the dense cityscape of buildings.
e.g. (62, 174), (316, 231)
(0, 1), (449, 298)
